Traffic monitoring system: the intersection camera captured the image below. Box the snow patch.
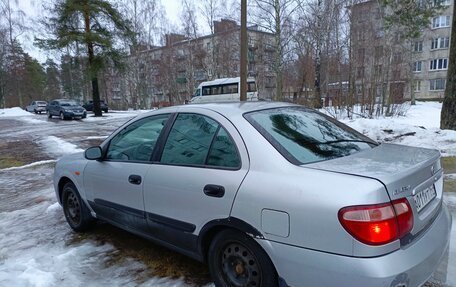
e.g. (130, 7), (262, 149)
(82, 111), (142, 122)
(19, 117), (47, 124)
(0, 107), (32, 117)
(40, 136), (83, 157)
(0, 160), (56, 172)
(45, 202), (61, 214)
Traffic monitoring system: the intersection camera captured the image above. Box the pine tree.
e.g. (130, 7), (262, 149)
(36, 0), (134, 116)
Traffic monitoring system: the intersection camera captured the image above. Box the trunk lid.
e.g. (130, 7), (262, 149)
(307, 143), (443, 239)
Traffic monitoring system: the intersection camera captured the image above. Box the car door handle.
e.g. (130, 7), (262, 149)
(203, 184), (225, 198)
(128, 174), (142, 185)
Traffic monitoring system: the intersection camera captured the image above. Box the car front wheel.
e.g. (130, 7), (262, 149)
(208, 229), (278, 287)
(60, 112), (65, 120)
(62, 182), (94, 232)
(47, 111), (52, 118)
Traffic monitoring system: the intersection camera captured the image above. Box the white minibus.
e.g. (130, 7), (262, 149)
(190, 77), (258, 103)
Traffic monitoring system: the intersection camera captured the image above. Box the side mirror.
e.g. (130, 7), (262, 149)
(85, 146), (103, 160)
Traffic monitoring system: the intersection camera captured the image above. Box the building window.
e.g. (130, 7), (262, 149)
(432, 16), (451, 28)
(357, 48), (365, 62)
(430, 58), (448, 70)
(429, 79), (446, 91)
(393, 52), (402, 62)
(357, 67), (365, 79)
(374, 65), (383, 77)
(434, 0), (451, 6)
(414, 80), (421, 92)
(413, 61), (422, 72)
(375, 46), (383, 59)
(431, 37), (450, 49)
(413, 41), (423, 52)
(357, 30), (365, 42)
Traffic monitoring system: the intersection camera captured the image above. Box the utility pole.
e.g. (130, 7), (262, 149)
(240, 0), (247, 101)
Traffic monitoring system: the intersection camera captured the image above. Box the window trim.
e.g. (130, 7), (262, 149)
(157, 112), (242, 170)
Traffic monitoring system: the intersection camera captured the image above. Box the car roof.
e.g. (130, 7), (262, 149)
(149, 101), (301, 117)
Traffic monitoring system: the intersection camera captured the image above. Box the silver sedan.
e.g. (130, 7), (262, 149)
(53, 102), (451, 287)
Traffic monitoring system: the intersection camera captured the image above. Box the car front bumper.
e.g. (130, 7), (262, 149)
(64, 111), (86, 118)
(258, 203), (451, 287)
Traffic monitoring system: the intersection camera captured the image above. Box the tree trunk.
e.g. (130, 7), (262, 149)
(84, 4), (102, 117)
(440, 1), (456, 130)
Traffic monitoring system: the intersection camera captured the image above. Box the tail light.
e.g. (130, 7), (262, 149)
(338, 198), (413, 245)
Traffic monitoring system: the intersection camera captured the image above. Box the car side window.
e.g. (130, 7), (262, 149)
(106, 114), (170, 162)
(160, 114), (219, 166)
(207, 127), (240, 168)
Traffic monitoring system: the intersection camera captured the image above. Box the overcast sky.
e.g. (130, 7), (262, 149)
(17, 0), (182, 62)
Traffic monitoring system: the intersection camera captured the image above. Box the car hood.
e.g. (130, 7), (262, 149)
(306, 143), (441, 200)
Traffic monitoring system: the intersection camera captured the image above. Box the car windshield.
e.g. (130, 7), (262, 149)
(245, 107), (377, 165)
(60, 100), (79, 107)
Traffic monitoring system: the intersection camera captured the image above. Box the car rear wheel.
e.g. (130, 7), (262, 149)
(62, 182), (94, 232)
(208, 229), (278, 287)
(60, 112), (65, 120)
(34, 109), (37, 114)
(47, 111), (52, 118)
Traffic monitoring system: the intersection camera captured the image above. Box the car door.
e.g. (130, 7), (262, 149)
(50, 101), (57, 115)
(84, 113), (171, 231)
(143, 110), (249, 250)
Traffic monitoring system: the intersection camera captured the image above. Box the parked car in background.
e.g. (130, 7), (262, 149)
(53, 102), (450, 287)
(83, 100), (109, 113)
(25, 101), (47, 114)
(47, 99), (86, 120)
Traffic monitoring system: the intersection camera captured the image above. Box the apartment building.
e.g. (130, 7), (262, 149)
(412, 0), (453, 100)
(101, 19), (276, 109)
(350, 0), (452, 104)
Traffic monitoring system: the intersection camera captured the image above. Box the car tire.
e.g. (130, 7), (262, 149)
(47, 111), (52, 118)
(207, 229), (278, 287)
(34, 109), (37, 114)
(62, 182), (94, 232)
(60, 112), (65, 120)
(104, 109), (108, 113)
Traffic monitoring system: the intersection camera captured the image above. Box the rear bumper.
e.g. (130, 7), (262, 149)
(258, 203), (451, 287)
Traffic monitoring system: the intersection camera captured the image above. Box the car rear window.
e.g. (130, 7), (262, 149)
(244, 107), (376, 165)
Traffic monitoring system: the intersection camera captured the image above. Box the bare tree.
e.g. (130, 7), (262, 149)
(0, 0), (26, 107)
(250, 0), (298, 100)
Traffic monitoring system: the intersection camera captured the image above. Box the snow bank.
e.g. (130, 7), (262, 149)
(0, 107), (32, 117)
(325, 102), (456, 157)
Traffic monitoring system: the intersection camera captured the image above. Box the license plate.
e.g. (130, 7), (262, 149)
(414, 184), (437, 212)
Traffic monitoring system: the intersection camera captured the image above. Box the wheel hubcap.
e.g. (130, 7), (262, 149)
(66, 191), (81, 225)
(221, 242), (261, 287)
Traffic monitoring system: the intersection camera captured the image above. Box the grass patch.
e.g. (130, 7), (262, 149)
(445, 179), (456, 193)
(0, 157), (24, 169)
(442, 157), (456, 175)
